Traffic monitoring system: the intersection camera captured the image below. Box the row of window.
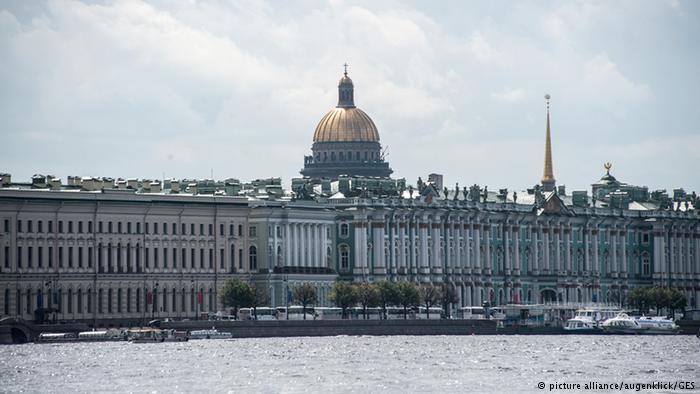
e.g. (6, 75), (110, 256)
(6, 219), (256, 237)
(4, 245), (258, 272)
(3, 287), (216, 316)
(339, 222), (654, 246)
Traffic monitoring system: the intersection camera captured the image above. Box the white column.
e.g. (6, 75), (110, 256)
(554, 227), (561, 274)
(504, 225), (510, 275)
(399, 221), (406, 271)
(420, 222), (429, 273)
(285, 223), (291, 267)
(354, 223), (364, 274)
(373, 222), (385, 274)
(455, 221), (462, 272)
(465, 223), (472, 271)
(484, 224), (491, 274)
(473, 224), (481, 272)
(592, 230), (600, 275)
(514, 226), (520, 274)
(431, 223), (440, 272)
(532, 226), (539, 273)
(584, 228), (591, 273)
(610, 229), (617, 275)
(621, 229), (628, 276)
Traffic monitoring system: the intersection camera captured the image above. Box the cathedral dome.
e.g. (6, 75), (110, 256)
(313, 107), (380, 142)
(312, 68), (380, 143)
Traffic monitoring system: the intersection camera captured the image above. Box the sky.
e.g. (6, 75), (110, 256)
(1, 0), (699, 194)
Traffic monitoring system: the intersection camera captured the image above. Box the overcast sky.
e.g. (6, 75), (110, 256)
(1, 0), (698, 194)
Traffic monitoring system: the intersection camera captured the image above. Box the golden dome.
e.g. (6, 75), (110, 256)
(313, 107), (380, 142)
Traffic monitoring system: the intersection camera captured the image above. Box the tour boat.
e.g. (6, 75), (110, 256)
(36, 332), (78, 343)
(564, 307), (623, 330)
(188, 328), (232, 340)
(128, 329), (165, 343)
(601, 313), (679, 335)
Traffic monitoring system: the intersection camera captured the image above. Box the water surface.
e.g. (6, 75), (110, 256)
(2, 336), (698, 393)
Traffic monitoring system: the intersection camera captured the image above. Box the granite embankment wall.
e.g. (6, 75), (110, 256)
(161, 319), (498, 337)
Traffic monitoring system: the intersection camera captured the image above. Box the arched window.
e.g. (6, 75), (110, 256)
(277, 245), (283, 267)
(339, 244), (349, 270)
(249, 246), (257, 270)
(230, 244), (236, 273)
(340, 223), (349, 237)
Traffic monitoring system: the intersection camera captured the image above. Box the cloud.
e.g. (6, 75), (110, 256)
(467, 31), (507, 66)
(491, 88), (526, 103)
(0, 0), (696, 193)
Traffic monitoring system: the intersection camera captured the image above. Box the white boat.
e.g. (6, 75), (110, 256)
(128, 329), (165, 343)
(564, 307), (623, 331)
(634, 316), (680, 334)
(563, 318), (599, 332)
(188, 328), (232, 340)
(601, 313), (679, 335)
(36, 332), (78, 343)
(78, 329), (127, 342)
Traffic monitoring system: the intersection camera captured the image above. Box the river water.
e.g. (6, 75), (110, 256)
(1, 336), (699, 393)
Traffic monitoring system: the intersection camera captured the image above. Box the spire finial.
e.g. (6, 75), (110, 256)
(604, 162), (612, 176)
(541, 94), (556, 191)
(343, 62), (348, 76)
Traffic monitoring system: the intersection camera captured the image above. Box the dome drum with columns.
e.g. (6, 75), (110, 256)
(301, 68), (392, 179)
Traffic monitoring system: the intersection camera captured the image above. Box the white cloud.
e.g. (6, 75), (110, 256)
(491, 88), (526, 103)
(0, 0), (695, 192)
(467, 31), (507, 66)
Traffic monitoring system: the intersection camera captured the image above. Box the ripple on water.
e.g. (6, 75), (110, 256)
(1, 336), (698, 393)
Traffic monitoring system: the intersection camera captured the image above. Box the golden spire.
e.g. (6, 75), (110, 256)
(541, 94), (556, 191)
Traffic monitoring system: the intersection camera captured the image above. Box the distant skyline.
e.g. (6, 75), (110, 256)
(1, 0), (698, 194)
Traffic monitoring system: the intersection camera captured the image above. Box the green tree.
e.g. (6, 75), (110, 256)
(627, 287), (650, 313)
(249, 282), (269, 320)
(440, 284), (459, 319)
(650, 287), (671, 315)
(330, 281), (358, 319)
(220, 279), (253, 318)
(293, 283), (318, 320)
(668, 287), (687, 319)
(396, 281), (420, 319)
(356, 282), (380, 319)
(375, 280), (399, 320)
(419, 285), (440, 319)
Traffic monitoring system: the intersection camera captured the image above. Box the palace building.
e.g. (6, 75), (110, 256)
(0, 69), (698, 326)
